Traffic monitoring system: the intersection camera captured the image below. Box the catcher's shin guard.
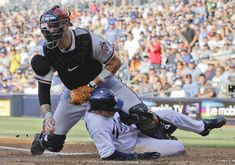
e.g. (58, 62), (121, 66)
(139, 116), (178, 140)
(128, 104), (177, 140)
(30, 133), (45, 155)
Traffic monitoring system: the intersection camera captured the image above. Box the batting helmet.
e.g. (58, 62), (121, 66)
(39, 6), (72, 49)
(89, 88), (118, 112)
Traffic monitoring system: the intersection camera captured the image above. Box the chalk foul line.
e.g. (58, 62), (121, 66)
(0, 145), (96, 156)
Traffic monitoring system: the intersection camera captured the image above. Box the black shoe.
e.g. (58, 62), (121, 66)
(200, 116), (227, 136)
(30, 133), (45, 155)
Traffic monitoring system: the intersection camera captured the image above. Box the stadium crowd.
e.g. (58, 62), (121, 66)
(0, 0), (234, 98)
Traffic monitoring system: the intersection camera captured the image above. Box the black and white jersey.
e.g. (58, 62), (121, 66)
(34, 28), (114, 90)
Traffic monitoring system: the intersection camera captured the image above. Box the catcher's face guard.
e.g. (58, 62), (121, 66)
(39, 6), (72, 49)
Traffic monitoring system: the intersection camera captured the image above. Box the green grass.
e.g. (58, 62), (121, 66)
(173, 128), (235, 148)
(0, 117), (234, 147)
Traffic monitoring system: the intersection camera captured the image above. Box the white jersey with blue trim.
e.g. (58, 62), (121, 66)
(34, 28), (114, 85)
(85, 111), (139, 158)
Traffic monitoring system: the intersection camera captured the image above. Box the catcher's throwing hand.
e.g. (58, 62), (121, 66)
(44, 117), (55, 133)
(69, 85), (94, 105)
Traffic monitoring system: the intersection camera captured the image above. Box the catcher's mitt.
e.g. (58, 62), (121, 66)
(70, 85), (94, 105)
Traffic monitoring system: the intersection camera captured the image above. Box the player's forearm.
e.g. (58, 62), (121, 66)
(105, 54), (121, 74)
(38, 82), (51, 118)
(38, 81), (51, 105)
(92, 54), (121, 87)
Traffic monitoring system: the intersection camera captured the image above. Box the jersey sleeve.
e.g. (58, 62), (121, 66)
(90, 32), (114, 65)
(92, 131), (116, 159)
(85, 112), (116, 158)
(32, 53), (54, 85)
(34, 70), (53, 85)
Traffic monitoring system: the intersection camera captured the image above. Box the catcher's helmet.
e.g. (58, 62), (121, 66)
(39, 6), (72, 49)
(89, 88), (118, 112)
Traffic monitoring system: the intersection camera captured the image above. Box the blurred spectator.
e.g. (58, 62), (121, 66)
(159, 65), (174, 84)
(211, 66), (225, 87)
(104, 21), (119, 44)
(211, 66), (225, 97)
(147, 35), (162, 73)
(128, 56), (140, 80)
(9, 49), (21, 74)
(1, 84), (9, 94)
(0, 73), (3, 89)
(220, 63), (235, 83)
(195, 73), (215, 98)
(180, 48), (193, 63)
(23, 80), (37, 94)
(19, 47), (30, 71)
(200, 43), (213, 58)
(175, 61), (187, 78)
(181, 22), (198, 52)
(161, 75), (172, 96)
(0, 53), (9, 78)
(131, 19), (144, 42)
(183, 74), (199, 97)
(185, 59), (201, 81)
(170, 79), (187, 98)
(191, 42), (201, 63)
(0, 40), (7, 55)
(194, 1), (207, 24)
(148, 67), (157, 83)
(204, 60), (216, 81)
(197, 55), (209, 73)
(134, 73), (153, 96)
(124, 32), (139, 60)
(153, 81), (168, 97)
(138, 55), (151, 74)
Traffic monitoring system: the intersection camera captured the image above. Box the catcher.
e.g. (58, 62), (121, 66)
(30, 6), (226, 155)
(30, 5), (174, 155)
(85, 88), (227, 160)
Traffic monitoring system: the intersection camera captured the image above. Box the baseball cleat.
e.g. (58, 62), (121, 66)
(200, 116), (227, 136)
(30, 133), (45, 155)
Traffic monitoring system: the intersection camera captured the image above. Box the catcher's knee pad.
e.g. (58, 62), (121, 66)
(129, 104), (149, 122)
(129, 103), (148, 114)
(128, 104), (177, 139)
(141, 116), (178, 140)
(42, 133), (66, 152)
(119, 103), (149, 125)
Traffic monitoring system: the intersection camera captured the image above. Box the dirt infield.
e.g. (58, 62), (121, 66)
(0, 137), (234, 165)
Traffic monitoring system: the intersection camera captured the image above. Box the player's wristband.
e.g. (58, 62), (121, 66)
(44, 112), (52, 119)
(88, 81), (98, 89)
(98, 68), (114, 83)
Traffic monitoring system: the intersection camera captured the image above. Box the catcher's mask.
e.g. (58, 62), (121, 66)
(89, 88), (119, 112)
(39, 5), (72, 49)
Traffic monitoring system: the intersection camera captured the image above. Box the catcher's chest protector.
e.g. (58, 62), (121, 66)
(44, 28), (102, 90)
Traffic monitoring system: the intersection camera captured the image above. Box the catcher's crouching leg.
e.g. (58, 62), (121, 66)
(128, 103), (177, 140)
(31, 132), (66, 155)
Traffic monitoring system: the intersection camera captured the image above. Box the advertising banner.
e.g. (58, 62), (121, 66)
(0, 100), (10, 116)
(142, 98), (235, 120)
